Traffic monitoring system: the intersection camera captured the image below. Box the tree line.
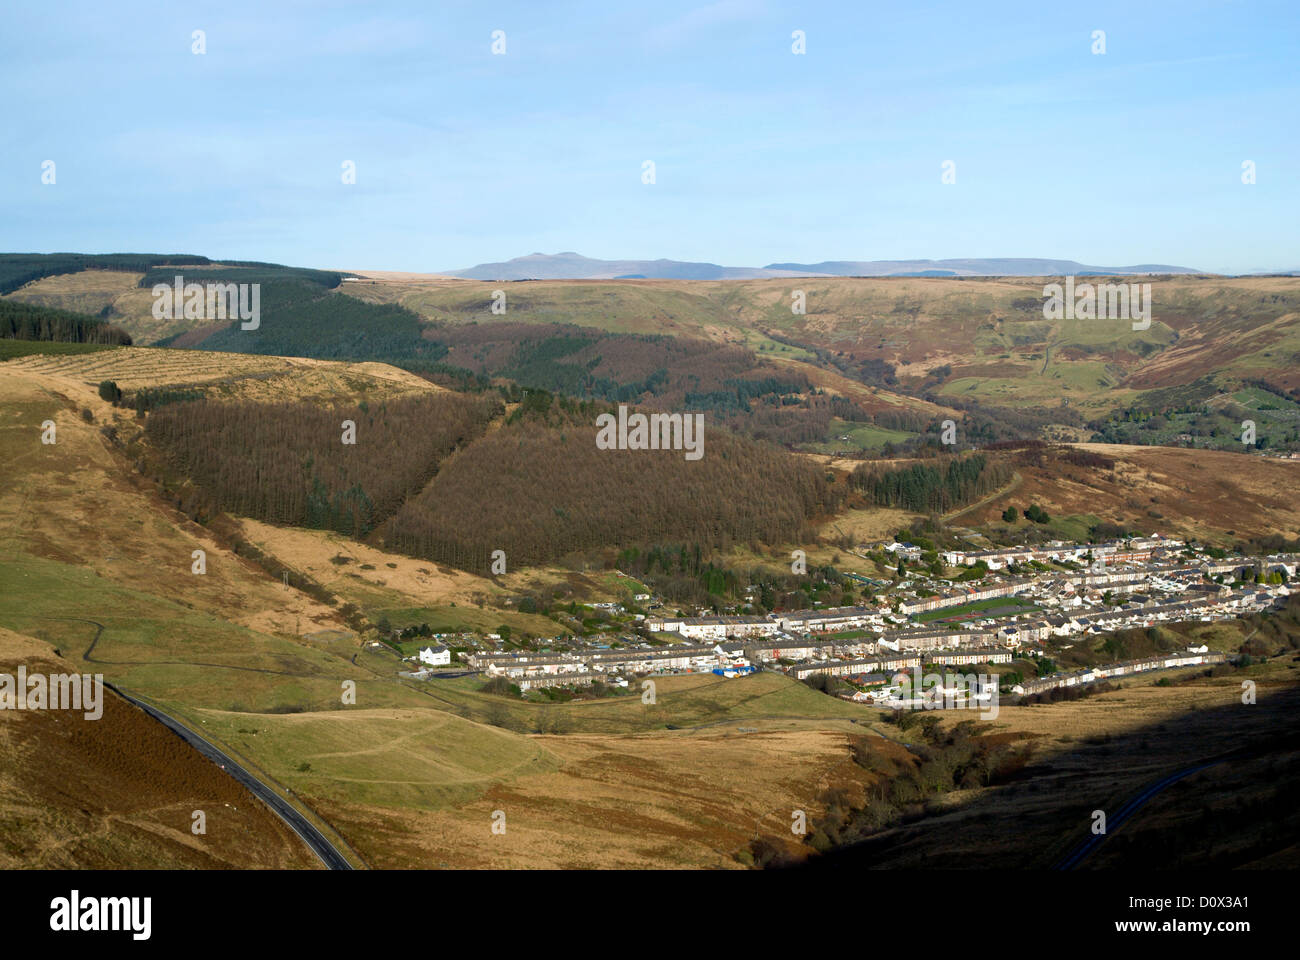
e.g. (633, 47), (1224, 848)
(0, 252), (209, 295)
(145, 393), (496, 537)
(0, 300), (132, 344)
(850, 454), (1010, 513)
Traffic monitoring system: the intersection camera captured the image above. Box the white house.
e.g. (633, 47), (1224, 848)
(418, 645), (451, 666)
(886, 542), (924, 561)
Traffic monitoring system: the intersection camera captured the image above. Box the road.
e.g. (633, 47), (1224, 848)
(43, 616), (355, 870)
(1053, 758), (1224, 870)
(1052, 719), (1299, 870)
(109, 683), (354, 870)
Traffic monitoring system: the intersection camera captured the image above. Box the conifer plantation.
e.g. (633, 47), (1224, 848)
(0, 299), (132, 344)
(378, 409), (842, 568)
(849, 454), (1010, 513)
(145, 393), (495, 536)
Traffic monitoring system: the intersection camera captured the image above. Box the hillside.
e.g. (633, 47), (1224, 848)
(0, 354), (879, 869)
(19, 263), (1299, 455)
(3, 321), (1298, 872)
(0, 628), (319, 869)
(953, 443), (1300, 545)
(336, 273), (1300, 452)
(380, 404), (840, 568)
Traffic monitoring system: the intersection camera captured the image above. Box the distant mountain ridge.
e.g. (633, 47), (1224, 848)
(764, 258), (1205, 278)
(442, 252), (1206, 281)
(442, 252), (807, 281)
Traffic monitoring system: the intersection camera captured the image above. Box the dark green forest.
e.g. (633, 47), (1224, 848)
(0, 299), (132, 345)
(0, 252), (210, 295)
(850, 454), (1011, 513)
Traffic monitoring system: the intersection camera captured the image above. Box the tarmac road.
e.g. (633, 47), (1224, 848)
(108, 682), (354, 870)
(44, 615), (354, 869)
(1053, 758), (1223, 870)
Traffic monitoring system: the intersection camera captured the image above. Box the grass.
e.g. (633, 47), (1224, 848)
(397, 669), (866, 736)
(798, 419), (916, 454)
(0, 552), (421, 714)
(3, 268), (145, 317)
(192, 705), (562, 810)
(370, 603), (560, 638)
(914, 597), (1040, 622)
(0, 626), (320, 870)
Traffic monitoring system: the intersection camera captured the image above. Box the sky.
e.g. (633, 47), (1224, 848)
(2, 1), (1297, 274)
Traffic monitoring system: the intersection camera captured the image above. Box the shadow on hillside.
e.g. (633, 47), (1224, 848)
(791, 676), (1300, 870)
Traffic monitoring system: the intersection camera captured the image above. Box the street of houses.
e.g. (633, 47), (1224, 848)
(409, 541), (1293, 699)
(1010, 651), (1227, 696)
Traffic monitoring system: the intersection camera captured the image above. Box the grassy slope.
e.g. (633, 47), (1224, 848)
(0, 626), (320, 869)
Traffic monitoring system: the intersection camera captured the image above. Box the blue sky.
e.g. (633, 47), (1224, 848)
(2, 1), (1296, 273)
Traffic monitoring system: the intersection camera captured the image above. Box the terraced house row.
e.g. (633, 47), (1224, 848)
(1055, 588), (1282, 635)
(467, 643), (742, 677)
(898, 579), (1034, 616)
(1011, 650), (1227, 696)
(940, 535), (1184, 569)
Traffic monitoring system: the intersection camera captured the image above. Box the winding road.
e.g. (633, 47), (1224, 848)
(110, 683), (354, 870)
(43, 616), (355, 870)
(1053, 722), (1300, 870)
(1052, 758), (1225, 870)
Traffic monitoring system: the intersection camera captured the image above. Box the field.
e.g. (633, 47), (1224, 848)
(314, 720), (875, 869)
(0, 340), (121, 360)
(914, 597), (1040, 623)
(3, 268), (146, 317)
(798, 419), (916, 454)
(2, 345), (441, 403)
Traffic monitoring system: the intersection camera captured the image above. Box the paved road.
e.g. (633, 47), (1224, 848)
(43, 617), (354, 870)
(1053, 758), (1224, 870)
(109, 682), (354, 870)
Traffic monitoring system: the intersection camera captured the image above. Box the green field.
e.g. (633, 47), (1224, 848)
(382, 669), (865, 735)
(0, 552), (421, 715)
(370, 603), (561, 639)
(193, 704), (562, 810)
(798, 419), (916, 454)
(914, 596), (1040, 622)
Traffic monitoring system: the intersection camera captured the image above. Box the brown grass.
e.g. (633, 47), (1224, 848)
(0, 627), (319, 869)
(311, 724), (875, 868)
